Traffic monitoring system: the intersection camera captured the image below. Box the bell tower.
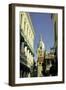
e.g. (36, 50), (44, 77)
(37, 35), (45, 77)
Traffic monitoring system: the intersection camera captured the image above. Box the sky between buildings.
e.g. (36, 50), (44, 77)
(30, 12), (54, 61)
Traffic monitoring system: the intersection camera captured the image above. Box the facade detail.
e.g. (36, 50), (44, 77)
(37, 36), (45, 77)
(20, 12), (35, 77)
(42, 49), (55, 76)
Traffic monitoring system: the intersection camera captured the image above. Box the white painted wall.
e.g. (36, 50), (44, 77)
(0, 0), (66, 90)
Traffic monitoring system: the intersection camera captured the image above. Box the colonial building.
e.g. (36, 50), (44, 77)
(20, 12), (35, 77)
(42, 49), (55, 76)
(37, 36), (45, 77)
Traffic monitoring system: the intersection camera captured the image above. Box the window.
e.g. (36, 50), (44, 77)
(24, 19), (26, 31)
(27, 25), (28, 34)
(40, 46), (42, 49)
(29, 30), (31, 37)
(20, 14), (22, 29)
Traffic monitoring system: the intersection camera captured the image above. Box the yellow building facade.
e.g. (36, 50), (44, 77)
(20, 12), (35, 77)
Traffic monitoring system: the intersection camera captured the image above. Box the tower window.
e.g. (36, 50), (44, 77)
(39, 62), (41, 64)
(40, 46), (42, 49)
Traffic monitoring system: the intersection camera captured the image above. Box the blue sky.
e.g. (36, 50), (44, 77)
(29, 12), (54, 60)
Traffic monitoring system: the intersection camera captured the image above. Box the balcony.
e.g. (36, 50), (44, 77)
(20, 51), (31, 69)
(20, 28), (34, 55)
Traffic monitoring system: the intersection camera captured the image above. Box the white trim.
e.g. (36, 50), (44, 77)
(15, 6), (63, 84)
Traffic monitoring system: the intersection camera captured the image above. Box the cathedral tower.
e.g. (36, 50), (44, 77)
(37, 36), (45, 77)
